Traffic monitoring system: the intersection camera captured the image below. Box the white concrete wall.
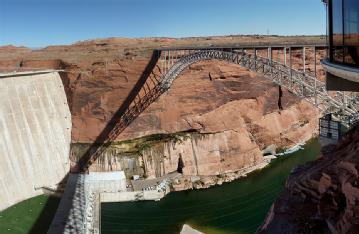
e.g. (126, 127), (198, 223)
(0, 71), (71, 210)
(86, 171), (127, 193)
(100, 188), (169, 202)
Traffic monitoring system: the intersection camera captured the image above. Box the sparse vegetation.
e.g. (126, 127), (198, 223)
(138, 142), (151, 155)
(275, 147), (288, 154)
(71, 130), (197, 158)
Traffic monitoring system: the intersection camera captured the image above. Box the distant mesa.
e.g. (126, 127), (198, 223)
(0, 45), (31, 52)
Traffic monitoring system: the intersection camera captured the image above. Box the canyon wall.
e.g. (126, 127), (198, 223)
(72, 130), (264, 179)
(0, 37), (323, 181)
(0, 72), (71, 210)
(71, 60), (320, 178)
(257, 126), (359, 234)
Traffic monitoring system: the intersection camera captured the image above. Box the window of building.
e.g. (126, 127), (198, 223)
(332, 0), (343, 63)
(344, 0), (359, 65)
(330, 0), (359, 67)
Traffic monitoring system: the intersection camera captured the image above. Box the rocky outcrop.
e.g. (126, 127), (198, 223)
(76, 59), (320, 178)
(257, 125), (359, 234)
(0, 37), (323, 179)
(69, 58), (320, 179)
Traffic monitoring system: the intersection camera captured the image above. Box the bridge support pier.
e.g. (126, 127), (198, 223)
(163, 52), (166, 74)
(303, 47), (306, 73)
(314, 46), (318, 105)
(289, 47), (293, 89)
(168, 51), (172, 67)
(254, 48), (257, 70)
(269, 47), (273, 79)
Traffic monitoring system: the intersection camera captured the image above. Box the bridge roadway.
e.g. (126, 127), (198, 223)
(78, 44), (359, 172)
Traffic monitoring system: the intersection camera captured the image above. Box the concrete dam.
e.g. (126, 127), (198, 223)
(0, 71), (71, 211)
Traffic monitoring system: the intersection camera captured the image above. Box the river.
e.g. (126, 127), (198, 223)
(101, 138), (321, 234)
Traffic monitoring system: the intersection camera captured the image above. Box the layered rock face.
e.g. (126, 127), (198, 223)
(71, 60), (320, 178)
(258, 126), (359, 234)
(0, 36), (323, 179)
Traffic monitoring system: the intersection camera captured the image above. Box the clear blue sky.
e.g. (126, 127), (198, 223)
(0, 0), (327, 48)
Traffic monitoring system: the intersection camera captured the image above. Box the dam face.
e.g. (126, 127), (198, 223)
(0, 71), (71, 211)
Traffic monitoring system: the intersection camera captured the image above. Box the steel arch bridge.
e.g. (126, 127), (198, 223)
(78, 45), (359, 172)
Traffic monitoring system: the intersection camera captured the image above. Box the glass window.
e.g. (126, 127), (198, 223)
(343, 0), (359, 66)
(332, 0), (344, 63)
(330, 0), (359, 67)
(333, 0), (343, 46)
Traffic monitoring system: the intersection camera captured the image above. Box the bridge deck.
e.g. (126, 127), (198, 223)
(157, 44), (327, 51)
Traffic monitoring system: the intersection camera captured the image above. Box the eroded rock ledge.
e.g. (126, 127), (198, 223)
(70, 60), (320, 180)
(0, 39), (322, 183)
(257, 125), (359, 234)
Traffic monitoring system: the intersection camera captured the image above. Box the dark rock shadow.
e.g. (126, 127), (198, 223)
(77, 50), (162, 172)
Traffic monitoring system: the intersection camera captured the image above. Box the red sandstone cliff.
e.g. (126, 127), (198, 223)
(81, 60), (320, 178)
(258, 125), (359, 234)
(0, 36), (324, 178)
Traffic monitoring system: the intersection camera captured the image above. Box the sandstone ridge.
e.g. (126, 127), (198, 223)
(0, 36), (323, 179)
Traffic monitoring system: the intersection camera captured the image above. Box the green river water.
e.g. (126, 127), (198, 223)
(101, 138), (321, 234)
